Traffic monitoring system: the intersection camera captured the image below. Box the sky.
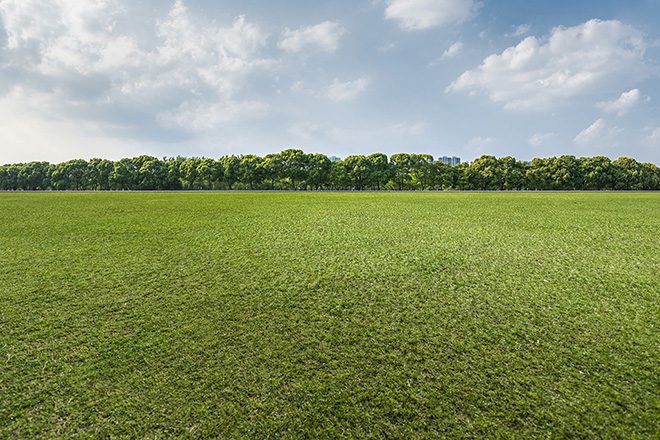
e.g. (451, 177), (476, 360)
(0, 0), (659, 164)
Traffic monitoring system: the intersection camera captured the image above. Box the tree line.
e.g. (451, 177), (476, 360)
(0, 150), (658, 191)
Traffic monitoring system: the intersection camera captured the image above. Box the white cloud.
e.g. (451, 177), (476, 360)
(506, 24), (530, 37)
(448, 19), (647, 110)
(0, 0), (132, 75)
(596, 89), (649, 116)
(441, 41), (463, 59)
(528, 132), (557, 147)
(278, 21), (346, 53)
(644, 127), (660, 146)
(430, 41), (463, 65)
(574, 118), (622, 145)
(291, 78), (369, 102)
(390, 121), (427, 136)
(0, 0), (272, 133)
(289, 121), (321, 140)
(140, 2), (271, 98)
(574, 119), (606, 144)
(290, 81), (307, 94)
(465, 136), (496, 154)
(326, 78), (369, 102)
(159, 100), (268, 131)
(385, 0), (480, 31)
(0, 87), (151, 163)
(378, 42), (396, 53)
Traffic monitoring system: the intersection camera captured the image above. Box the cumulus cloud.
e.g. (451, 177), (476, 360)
(390, 121), (427, 136)
(506, 24), (530, 37)
(465, 136), (496, 154)
(0, 0), (272, 134)
(378, 42), (396, 53)
(644, 127), (660, 146)
(0, 0), (135, 75)
(158, 100), (268, 131)
(574, 118), (622, 145)
(528, 132), (557, 147)
(326, 78), (369, 102)
(597, 89), (649, 116)
(289, 121), (321, 140)
(278, 21), (346, 53)
(289, 81), (308, 94)
(385, 0), (480, 31)
(447, 19), (647, 110)
(441, 41), (463, 59)
(0, 87), (151, 163)
(575, 119), (606, 144)
(430, 41), (463, 65)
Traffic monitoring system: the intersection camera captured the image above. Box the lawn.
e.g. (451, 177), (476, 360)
(0, 192), (658, 438)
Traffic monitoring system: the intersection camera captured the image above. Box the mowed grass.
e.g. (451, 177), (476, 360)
(0, 192), (658, 438)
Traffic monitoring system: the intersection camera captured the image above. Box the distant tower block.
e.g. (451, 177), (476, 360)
(438, 156), (461, 166)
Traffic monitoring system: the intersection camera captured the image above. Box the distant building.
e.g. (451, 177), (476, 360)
(330, 156), (342, 162)
(438, 156), (461, 167)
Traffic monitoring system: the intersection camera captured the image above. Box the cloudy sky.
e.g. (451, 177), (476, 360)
(0, 0), (659, 164)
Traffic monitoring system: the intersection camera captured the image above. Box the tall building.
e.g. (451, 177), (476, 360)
(438, 156), (461, 167)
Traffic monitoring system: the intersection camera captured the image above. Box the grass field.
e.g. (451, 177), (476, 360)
(0, 192), (658, 438)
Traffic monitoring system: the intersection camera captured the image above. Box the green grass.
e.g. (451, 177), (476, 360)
(0, 192), (658, 438)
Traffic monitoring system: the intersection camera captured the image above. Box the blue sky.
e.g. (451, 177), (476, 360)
(0, 0), (658, 164)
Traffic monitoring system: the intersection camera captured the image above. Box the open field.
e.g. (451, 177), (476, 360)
(0, 192), (658, 437)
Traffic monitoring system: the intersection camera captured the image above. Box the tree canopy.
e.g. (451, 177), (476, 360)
(0, 152), (657, 191)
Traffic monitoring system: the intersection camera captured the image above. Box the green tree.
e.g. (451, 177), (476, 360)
(239, 155), (264, 189)
(179, 158), (201, 189)
(0, 165), (16, 190)
(164, 158), (184, 190)
(366, 153), (390, 190)
(261, 154), (284, 190)
(410, 154), (435, 190)
(18, 162), (50, 190)
(613, 157), (660, 190)
(435, 162), (456, 190)
(306, 153), (331, 190)
(279, 149), (307, 190)
(197, 158), (222, 190)
(525, 158), (552, 190)
(329, 160), (349, 190)
(581, 156), (614, 190)
(467, 155), (504, 190)
(345, 155), (372, 190)
(87, 159), (113, 190)
(221, 156), (241, 190)
(552, 156), (583, 190)
(390, 153), (413, 190)
(138, 157), (168, 190)
(500, 156), (527, 190)
(0, 151), (656, 192)
(110, 158), (138, 190)
(51, 159), (89, 190)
